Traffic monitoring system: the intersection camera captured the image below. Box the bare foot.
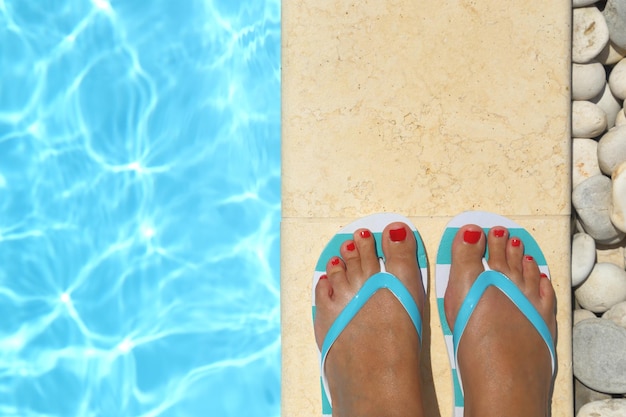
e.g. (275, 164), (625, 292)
(314, 222), (426, 417)
(444, 225), (557, 417)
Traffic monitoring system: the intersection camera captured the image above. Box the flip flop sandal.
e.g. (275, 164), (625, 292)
(435, 211), (556, 417)
(312, 213), (428, 417)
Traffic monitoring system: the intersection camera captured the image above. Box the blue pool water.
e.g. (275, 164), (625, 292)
(0, 1), (280, 416)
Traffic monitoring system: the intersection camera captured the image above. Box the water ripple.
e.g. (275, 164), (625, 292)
(0, 1), (280, 416)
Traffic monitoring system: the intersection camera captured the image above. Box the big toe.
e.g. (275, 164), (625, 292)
(381, 222), (425, 309)
(445, 225), (487, 330)
(450, 225), (487, 281)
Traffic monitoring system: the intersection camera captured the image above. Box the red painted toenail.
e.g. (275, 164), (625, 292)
(540, 273), (548, 279)
(319, 274), (328, 280)
(511, 238), (521, 247)
(463, 230), (481, 244)
(331, 258), (340, 266)
(389, 227), (407, 242)
(346, 242), (356, 251)
(525, 255), (534, 261)
(360, 230), (371, 238)
(493, 229), (505, 238)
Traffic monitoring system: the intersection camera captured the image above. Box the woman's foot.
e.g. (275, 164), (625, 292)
(314, 222), (426, 417)
(444, 225), (557, 417)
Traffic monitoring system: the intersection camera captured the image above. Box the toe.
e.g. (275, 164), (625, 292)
(538, 274), (558, 339)
(522, 254), (541, 295)
(445, 225), (487, 329)
(326, 256), (350, 296)
(339, 239), (364, 284)
(354, 228), (381, 281)
(381, 221), (425, 312)
(451, 225), (487, 269)
(381, 222), (419, 275)
(314, 275), (333, 349)
(315, 275), (333, 303)
(539, 274), (557, 312)
(505, 236), (525, 284)
(486, 226), (509, 270)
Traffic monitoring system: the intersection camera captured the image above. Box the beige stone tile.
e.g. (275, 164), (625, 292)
(281, 216), (573, 417)
(282, 0), (571, 219)
(282, 0), (572, 415)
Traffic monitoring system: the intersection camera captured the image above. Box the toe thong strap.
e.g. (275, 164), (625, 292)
(319, 272), (422, 405)
(452, 270), (556, 384)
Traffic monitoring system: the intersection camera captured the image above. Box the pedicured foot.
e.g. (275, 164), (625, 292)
(314, 222), (426, 417)
(444, 225), (557, 417)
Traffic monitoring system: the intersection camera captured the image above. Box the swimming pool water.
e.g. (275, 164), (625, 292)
(0, 1), (280, 416)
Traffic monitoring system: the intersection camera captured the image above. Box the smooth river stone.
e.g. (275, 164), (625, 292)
(591, 83), (623, 129)
(609, 58), (626, 100)
(596, 243), (626, 269)
(573, 319), (626, 393)
(573, 62), (606, 100)
(577, 399), (626, 417)
(611, 161), (626, 232)
(603, 300), (626, 328)
(603, 0), (626, 50)
(575, 262), (626, 313)
(573, 0), (599, 7)
(596, 40), (626, 65)
(574, 308), (597, 324)
(615, 107), (626, 126)
(573, 175), (626, 244)
(575, 379), (612, 416)
(597, 125), (626, 175)
(572, 100), (608, 137)
(573, 6), (610, 63)
(572, 233), (597, 286)
(573, 138), (602, 187)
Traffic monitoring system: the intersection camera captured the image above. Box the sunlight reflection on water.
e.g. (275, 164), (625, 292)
(0, 1), (280, 416)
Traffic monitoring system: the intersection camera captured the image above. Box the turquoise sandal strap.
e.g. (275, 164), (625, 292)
(453, 270), (556, 378)
(320, 271), (422, 372)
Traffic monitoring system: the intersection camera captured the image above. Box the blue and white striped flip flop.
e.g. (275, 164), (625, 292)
(435, 211), (556, 417)
(312, 213), (428, 417)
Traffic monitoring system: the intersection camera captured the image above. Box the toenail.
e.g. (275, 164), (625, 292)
(346, 242), (356, 251)
(319, 274), (328, 280)
(360, 230), (371, 238)
(463, 230), (482, 244)
(331, 258), (340, 266)
(525, 255), (534, 261)
(389, 227), (407, 242)
(511, 238), (521, 247)
(493, 229), (505, 238)
(540, 273), (548, 279)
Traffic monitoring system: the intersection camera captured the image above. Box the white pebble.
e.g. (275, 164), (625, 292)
(577, 399), (626, 417)
(608, 58), (626, 100)
(591, 83), (623, 129)
(603, 0), (626, 50)
(573, 138), (602, 187)
(596, 41), (626, 65)
(611, 161), (626, 233)
(575, 216), (586, 234)
(572, 100), (608, 138)
(573, 175), (626, 244)
(603, 301), (626, 329)
(575, 379), (612, 415)
(573, 0), (599, 7)
(573, 6), (610, 63)
(573, 62), (606, 100)
(597, 125), (626, 175)
(572, 233), (597, 287)
(597, 244), (625, 269)
(575, 262), (626, 313)
(616, 108), (626, 126)
(574, 309), (597, 324)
